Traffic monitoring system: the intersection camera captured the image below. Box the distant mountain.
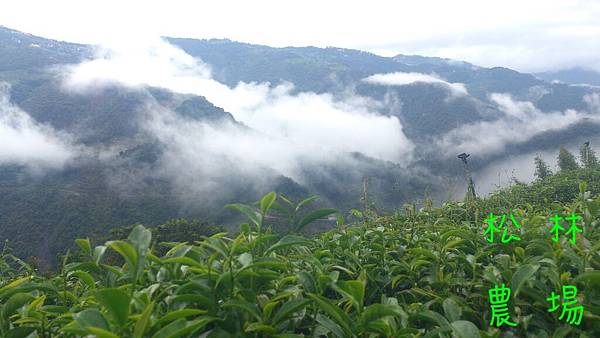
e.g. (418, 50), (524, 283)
(0, 25), (90, 77)
(392, 54), (477, 68)
(167, 37), (599, 152)
(535, 67), (600, 86)
(166, 38), (406, 94)
(167, 38), (548, 101)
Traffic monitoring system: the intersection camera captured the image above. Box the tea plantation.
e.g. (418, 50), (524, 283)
(1, 167), (599, 337)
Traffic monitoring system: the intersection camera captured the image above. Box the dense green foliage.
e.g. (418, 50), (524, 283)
(534, 156), (552, 180)
(2, 166), (600, 337)
(580, 144), (598, 169)
(557, 146), (579, 172)
(91, 219), (225, 260)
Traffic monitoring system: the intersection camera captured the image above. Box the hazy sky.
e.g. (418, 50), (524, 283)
(2, 0), (600, 72)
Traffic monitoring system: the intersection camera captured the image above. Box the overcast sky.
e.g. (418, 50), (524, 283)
(2, 0), (600, 72)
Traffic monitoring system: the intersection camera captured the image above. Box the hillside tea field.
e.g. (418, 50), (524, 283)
(1, 169), (600, 337)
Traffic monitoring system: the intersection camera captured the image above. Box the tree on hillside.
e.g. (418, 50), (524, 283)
(580, 142), (599, 168)
(534, 155), (552, 180)
(557, 146), (579, 171)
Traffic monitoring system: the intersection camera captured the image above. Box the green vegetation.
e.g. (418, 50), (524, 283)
(91, 219), (225, 260)
(534, 155), (552, 180)
(580, 143), (598, 169)
(1, 162), (600, 337)
(557, 146), (579, 172)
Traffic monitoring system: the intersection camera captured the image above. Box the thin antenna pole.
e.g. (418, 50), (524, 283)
(458, 153), (476, 200)
(362, 176), (369, 211)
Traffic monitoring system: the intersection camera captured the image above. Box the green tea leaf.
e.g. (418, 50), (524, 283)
(74, 308), (110, 331)
(133, 301), (154, 338)
(450, 320), (481, 338)
(511, 264), (540, 296)
(260, 191), (277, 215)
(95, 288), (131, 327)
(272, 298), (311, 324)
(297, 208), (337, 231)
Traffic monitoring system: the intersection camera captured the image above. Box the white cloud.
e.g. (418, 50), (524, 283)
(60, 39), (414, 185)
(363, 72), (468, 96)
(436, 93), (599, 155)
(0, 82), (77, 170)
(584, 92), (600, 113)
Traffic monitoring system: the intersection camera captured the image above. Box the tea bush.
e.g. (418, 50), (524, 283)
(1, 173), (600, 337)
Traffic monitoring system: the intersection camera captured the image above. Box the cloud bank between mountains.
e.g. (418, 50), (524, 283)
(363, 72), (468, 96)
(436, 93), (600, 156)
(2, 37), (599, 199)
(49, 39), (600, 167)
(60, 39), (415, 185)
(0, 82), (77, 171)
